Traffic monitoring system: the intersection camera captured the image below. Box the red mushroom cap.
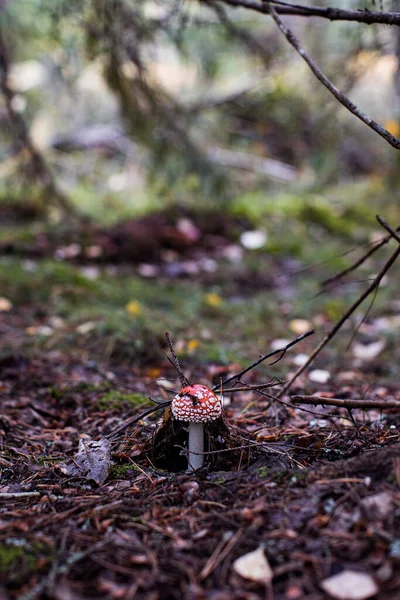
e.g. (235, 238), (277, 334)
(171, 384), (222, 423)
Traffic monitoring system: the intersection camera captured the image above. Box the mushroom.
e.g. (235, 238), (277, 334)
(171, 384), (222, 471)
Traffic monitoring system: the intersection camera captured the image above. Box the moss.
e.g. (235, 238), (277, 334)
(96, 390), (150, 410)
(0, 545), (26, 573)
(256, 466), (270, 479)
(109, 463), (139, 478)
(211, 477), (228, 485)
(0, 541), (54, 580)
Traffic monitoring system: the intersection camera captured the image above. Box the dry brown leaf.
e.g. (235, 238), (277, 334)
(233, 547), (272, 585)
(60, 437), (111, 485)
(321, 570), (378, 600)
(0, 297), (12, 312)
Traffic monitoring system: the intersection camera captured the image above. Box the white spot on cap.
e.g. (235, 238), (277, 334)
(171, 384), (222, 423)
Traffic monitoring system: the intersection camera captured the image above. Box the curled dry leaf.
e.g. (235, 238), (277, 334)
(352, 340), (385, 360)
(60, 437), (111, 485)
(321, 570), (378, 600)
(233, 547), (272, 585)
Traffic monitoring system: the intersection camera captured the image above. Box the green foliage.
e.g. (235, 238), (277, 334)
(96, 390), (149, 410)
(0, 540), (54, 581)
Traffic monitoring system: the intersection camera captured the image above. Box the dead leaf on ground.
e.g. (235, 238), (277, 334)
(60, 437), (111, 485)
(321, 570), (378, 600)
(233, 546), (272, 585)
(352, 340), (385, 360)
(0, 297), (12, 311)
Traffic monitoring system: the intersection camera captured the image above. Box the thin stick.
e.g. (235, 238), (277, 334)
(246, 385), (352, 423)
(291, 395), (400, 410)
(322, 227), (400, 289)
(165, 332), (190, 387)
(0, 492), (41, 499)
(268, 6), (400, 150)
(221, 381), (285, 393)
(105, 402), (170, 440)
(278, 215), (400, 398)
(376, 215), (400, 244)
(211, 330), (315, 391)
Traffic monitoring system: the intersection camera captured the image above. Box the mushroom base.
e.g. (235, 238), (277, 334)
(149, 409), (255, 473)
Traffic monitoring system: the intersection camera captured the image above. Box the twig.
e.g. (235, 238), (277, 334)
(213, 0), (400, 26)
(220, 381), (286, 393)
(376, 215), (400, 244)
(0, 491), (41, 499)
(200, 529), (243, 580)
(212, 329), (315, 391)
(267, 5), (400, 150)
(165, 332), (190, 387)
(291, 395), (400, 410)
(278, 215), (400, 397)
(105, 402), (170, 440)
(322, 227), (400, 289)
(248, 386), (352, 423)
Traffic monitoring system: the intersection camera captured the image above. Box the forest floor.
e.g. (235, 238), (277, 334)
(1, 203), (400, 600)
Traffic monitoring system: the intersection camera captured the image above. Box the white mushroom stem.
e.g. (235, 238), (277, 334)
(188, 423), (204, 471)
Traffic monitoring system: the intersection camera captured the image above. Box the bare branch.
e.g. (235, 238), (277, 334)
(105, 401), (171, 440)
(165, 332), (190, 387)
(267, 6), (400, 150)
(212, 329), (315, 391)
(321, 228), (400, 289)
(212, 0), (400, 27)
(278, 215), (400, 397)
(291, 395), (400, 410)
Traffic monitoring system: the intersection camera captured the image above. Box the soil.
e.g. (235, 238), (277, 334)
(1, 207), (400, 600)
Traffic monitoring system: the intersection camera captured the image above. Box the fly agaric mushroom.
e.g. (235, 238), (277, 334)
(171, 384), (222, 471)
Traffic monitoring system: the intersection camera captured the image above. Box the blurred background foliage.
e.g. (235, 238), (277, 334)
(1, 0), (400, 376)
(1, 0), (400, 222)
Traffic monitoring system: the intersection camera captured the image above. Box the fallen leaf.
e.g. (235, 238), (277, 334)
(309, 369), (330, 384)
(289, 319), (312, 335)
(270, 338), (290, 351)
(205, 293), (223, 307)
(384, 119), (399, 137)
(292, 353), (309, 366)
(138, 263), (159, 278)
(352, 341), (385, 360)
(233, 547), (272, 585)
(0, 297), (12, 312)
(76, 321), (96, 335)
(126, 300), (142, 316)
(240, 230), (267, 250)
(321, 570), (378, 600)
(360, 492), (393, 522)
(187, 339), (200, 354)
(60, 437), (111, 485)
